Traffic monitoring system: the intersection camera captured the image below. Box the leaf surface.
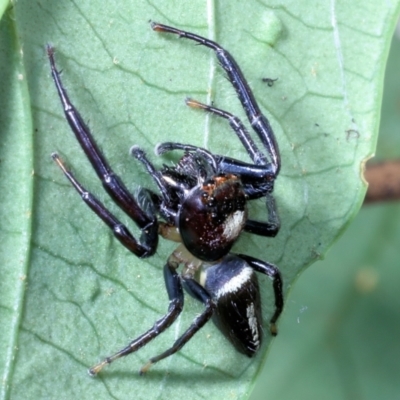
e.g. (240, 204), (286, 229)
(251, 31), (400, 398)
(0, 1), (398, 399)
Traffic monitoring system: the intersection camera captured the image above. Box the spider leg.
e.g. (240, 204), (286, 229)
(130, 145), (171, 201)
(237, 254), (283, 335)
(245, 193), (280, 237)
(151, 22), (281, 176)
(88, 261), (184, 376)
(52, 154), (157, 256)
(186, 98), (264, 165)
(185, 98), (277, 179)
(155, 142), (199, 155)
(47, 46), (158, 256)
(140, 278), (215, 374)
(156, 141), (217, 168)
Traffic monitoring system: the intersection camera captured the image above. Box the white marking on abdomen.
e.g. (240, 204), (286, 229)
(247, 303), (260, 347)
(215, 266), (253, 298)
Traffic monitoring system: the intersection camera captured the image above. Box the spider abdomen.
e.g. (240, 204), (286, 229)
(203, 254), (262, 356)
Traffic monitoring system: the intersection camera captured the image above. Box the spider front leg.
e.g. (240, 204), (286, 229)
(151, 22), (281, 175)
(47, 46), (157, 257)
(186, 98), (265, 166)
(152, 22), (282, 234)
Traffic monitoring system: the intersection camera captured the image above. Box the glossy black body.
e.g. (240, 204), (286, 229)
(179, 174), (247, 261)
(48, 22), (284, 375)
(203, 255), (262, 356)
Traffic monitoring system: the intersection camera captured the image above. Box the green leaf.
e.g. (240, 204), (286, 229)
(251, 25), (400, 400)
(0, 0), (10, 21)
(0, 7), (34, 399)
(1, 1), (399, 399)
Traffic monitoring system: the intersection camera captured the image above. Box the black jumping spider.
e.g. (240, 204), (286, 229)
(48, 22), (284, 375)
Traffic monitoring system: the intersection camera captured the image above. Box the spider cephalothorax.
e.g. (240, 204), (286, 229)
(48, 21), (284, 375)
(179, 172), (248, 261)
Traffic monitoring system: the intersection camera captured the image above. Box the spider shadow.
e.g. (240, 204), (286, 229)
(94, 363), (241, 384)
